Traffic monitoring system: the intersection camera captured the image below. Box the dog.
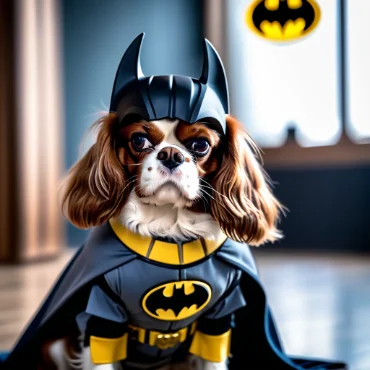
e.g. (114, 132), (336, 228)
(3, 31), (346, 370)
(39, 112), (281, 370)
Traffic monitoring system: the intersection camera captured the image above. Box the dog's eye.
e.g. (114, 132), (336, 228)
(190, 139), (210, 156)
(131, 134), (152, 151)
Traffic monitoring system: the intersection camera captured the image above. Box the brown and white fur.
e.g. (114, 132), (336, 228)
(46, 114), (282, 370)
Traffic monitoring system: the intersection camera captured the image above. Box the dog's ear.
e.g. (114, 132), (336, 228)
(61, 113), (130, 229)
(211, 115), (283, 246)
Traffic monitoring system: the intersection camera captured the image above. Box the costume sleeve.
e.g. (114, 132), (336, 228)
(76, 274), (129, 364)
(189, 271), (246, 362)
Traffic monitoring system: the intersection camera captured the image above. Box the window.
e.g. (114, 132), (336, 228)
(347, 2), (370, 143)
(225, 0), (370, 149)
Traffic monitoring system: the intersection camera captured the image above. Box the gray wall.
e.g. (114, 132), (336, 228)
(62, 0), (204, 245)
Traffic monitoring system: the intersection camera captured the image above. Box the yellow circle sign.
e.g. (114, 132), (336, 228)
(142, 280), (212, 321)
(246, 0), (321, 42)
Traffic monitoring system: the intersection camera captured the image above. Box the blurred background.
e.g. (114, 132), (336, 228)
(0, 0), (369, 368)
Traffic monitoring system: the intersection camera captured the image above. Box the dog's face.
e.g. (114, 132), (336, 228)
(117, 118), (222, 208)
(62, 114), (282, 245)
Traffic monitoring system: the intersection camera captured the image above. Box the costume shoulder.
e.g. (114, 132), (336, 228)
(3, 222), (136, 370)
(216, 239), (347, 370)
(216, 238), (259, 277)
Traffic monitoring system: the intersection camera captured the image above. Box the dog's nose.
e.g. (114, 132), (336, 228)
(157, 147), (184, 170)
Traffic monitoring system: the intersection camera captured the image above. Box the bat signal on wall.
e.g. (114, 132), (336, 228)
(246, 0), (321, 42)
(142, 281), (212, 321)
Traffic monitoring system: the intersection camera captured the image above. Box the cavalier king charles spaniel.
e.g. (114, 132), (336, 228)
(44, 113), (282, 370)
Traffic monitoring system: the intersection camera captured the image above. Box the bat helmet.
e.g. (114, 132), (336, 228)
(109, 33), (229, 134)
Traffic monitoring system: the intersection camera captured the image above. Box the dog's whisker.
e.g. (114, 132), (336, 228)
(198, 190), (211, 208)
(115, 184), (141, 216)
(117, 176), (138, 197)
(110, 181), (138, 216)
(199, 187), (226, 208)
(199, 186), (217, 202)
(200, 197), (209, 210)
(199, 178), (229, 200)
(104, 177), (139, 218)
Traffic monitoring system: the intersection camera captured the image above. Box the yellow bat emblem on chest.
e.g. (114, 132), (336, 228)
(142, 281), (212, 321)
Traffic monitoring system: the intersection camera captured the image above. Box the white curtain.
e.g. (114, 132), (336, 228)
(347, 2), (370, 143)
(226, 0), (341, 148)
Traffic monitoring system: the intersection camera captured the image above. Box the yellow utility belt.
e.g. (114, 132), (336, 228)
(127, 322), (197, 350)
(90, 321), (231, 364)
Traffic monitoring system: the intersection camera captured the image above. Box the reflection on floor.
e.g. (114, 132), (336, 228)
(0, 249), (369, 370)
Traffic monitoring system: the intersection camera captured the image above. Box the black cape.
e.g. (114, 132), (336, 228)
(1, 223), (347, 370)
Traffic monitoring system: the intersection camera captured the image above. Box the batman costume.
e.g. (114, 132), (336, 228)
(0, 34), (347, 370)
(1, 221), (347, 370)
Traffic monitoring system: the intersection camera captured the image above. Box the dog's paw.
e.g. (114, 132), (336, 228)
(93, 365), (117, 370)
(202, 361), (228, 370)
(186, 355), (228, 370)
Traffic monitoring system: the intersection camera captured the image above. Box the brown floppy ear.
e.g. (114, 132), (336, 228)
(60, 113), (130, 229)
(211, 115), (283, 246)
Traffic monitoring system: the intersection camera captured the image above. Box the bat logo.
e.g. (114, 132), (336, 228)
(246, 0), (321, 42)
(142, 281), (212, 321)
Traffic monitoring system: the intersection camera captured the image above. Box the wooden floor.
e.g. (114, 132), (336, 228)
(0, 249), (369, 370)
